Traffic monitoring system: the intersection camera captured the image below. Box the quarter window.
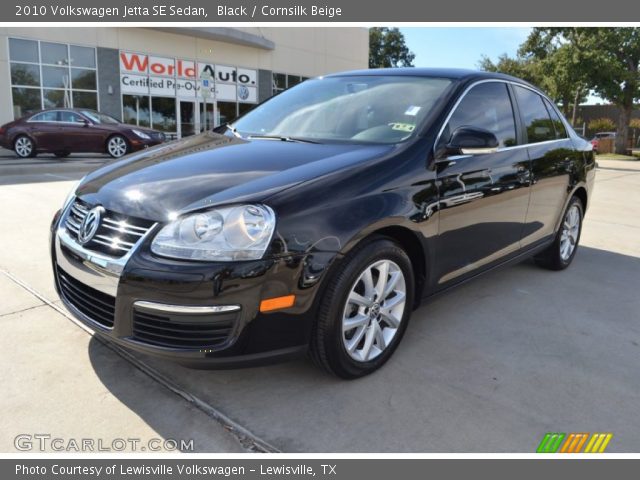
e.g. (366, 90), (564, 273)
(446, 82), (517, 148)
(543, 98), (568, 139)
(513, 86), (556, 143)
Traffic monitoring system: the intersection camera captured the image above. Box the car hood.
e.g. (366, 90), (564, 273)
(76, 132), (393, 221)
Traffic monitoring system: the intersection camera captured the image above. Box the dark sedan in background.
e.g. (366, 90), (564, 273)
(50, 69), (595, 378)
(0, 109), (165, 158)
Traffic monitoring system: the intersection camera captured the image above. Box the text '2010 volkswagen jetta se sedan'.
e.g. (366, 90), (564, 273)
(50, 68), (595, 378)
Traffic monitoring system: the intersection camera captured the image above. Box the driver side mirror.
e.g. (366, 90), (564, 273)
(445, 126), (499, 155)
(82, 119), (91, 127)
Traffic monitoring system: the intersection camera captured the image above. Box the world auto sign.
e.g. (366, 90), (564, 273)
(119, 52), (258, 103)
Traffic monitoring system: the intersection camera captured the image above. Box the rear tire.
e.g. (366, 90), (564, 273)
(14, 135), (36, 158)
(534, 196), (584, 270)
(106, 135), (129, 158)
(310, 236), (414, 379)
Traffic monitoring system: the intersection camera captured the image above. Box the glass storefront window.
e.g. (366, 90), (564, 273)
(287, 75), (302, 88)
(71, 69), (96, 90)
(72, 91), (98, 110)
(9, 38), (98, 116)
(43, 89), (67, 109)
(10, 63), (40, 86)
(70, 46), (96, 68)
(41, 42), (68, 66)
(9, 38), (38, 63)
(217, 101), (237, 126)
(238, 103), (255, 117)
(11, 88), (41, 118)
(42, 66), (69, 89)
(123, 95), (151, 127)
(151, 97), (176, 132)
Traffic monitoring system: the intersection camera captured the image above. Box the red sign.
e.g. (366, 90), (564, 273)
(120, 52), (196, 79)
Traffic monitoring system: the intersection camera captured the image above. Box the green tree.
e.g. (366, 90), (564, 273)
(369, 28), (415, 68)
(528, 28), (640, 154)
(588, 117), (616, 133)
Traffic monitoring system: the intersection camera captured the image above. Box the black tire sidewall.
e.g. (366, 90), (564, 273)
(319, 238), (414, 378)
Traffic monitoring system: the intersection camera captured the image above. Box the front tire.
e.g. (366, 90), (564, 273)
(534, 196), (584, 270)
(310, 236), (414, 379)
(14, 135), (36, 158)
(106, 135), (129, 158)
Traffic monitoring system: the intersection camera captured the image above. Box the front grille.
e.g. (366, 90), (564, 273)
(57, 267), (115, 328)
(132, 310), (234, 349)
(65, 198), (154, 258)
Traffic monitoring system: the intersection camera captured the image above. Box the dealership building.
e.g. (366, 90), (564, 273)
(0, 27), (368, 138)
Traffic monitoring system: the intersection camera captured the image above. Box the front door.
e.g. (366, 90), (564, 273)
(179, 101), (196, 138)
(434, 81), (531, 287)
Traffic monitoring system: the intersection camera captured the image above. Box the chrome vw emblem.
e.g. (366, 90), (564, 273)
(77, 206), (104, 244)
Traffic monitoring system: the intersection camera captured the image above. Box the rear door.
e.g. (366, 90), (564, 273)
(434, 81), (531, 287)
(26, 111), (60, 151)
(512, 85), (578, 248)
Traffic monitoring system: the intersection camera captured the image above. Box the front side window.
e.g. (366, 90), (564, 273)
(234, 75), (453, 144)
(513, 86), (556, 143)
(59, 111), (84, 123)
(80, 110), (119, 124)
(445, 82), (517, 148)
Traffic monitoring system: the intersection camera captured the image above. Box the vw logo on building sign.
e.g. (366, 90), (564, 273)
(238, 85), (250, 101)
(78, 206), (104, 245)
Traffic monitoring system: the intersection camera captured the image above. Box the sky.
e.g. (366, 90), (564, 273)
(400, 27), (600, 104)
(400, 27), (532, 70)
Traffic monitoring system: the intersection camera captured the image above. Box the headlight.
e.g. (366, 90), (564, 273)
(132, 129), (151, 140)
(151, 205), (276, 261)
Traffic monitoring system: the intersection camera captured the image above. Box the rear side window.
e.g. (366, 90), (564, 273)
(543, 98), (568, 139)
(446, 82), (517, 148)
(30, 111), (58, 122)
(513, 86), (556, 143)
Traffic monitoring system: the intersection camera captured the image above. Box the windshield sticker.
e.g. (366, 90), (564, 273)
(389, 123), (415, 132)
(404, 106), (421, 116)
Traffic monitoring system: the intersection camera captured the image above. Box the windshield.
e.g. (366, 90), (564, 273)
(81, 110), (120, 124)
(232, 76), (452, 144)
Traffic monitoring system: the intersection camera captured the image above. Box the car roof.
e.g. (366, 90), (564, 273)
(325, 67), (540, 90)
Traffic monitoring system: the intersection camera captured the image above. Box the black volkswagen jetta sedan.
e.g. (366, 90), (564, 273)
(50, 68), (595, 378)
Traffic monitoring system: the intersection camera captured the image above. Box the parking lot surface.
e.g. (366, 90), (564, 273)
(1, 155), (639, 452)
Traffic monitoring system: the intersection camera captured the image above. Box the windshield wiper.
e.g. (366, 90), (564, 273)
(247, 134), (320, 144)
(224, 124), (243, 138)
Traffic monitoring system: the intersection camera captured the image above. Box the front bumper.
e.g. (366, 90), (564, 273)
(129, 137), (164, 152)
(50, 205), (331, 368)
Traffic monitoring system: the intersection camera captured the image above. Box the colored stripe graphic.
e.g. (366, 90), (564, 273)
(537, 433), (613, 453)
(537, 433), (566, 453)
(584, 433), (613, 453)
(560, 433), (589, 453)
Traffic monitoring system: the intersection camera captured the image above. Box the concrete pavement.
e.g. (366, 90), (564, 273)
(0, 158), (639, 452)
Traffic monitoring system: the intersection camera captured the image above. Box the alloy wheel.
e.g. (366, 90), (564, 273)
(108, 136), (127, 157)
(342, 259), (407, 362)
(560, 203), (581, 261)
(15, 137), (33, 157)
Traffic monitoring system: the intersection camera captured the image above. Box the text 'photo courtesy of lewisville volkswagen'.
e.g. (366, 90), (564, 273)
(51, 68), (594, 379)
